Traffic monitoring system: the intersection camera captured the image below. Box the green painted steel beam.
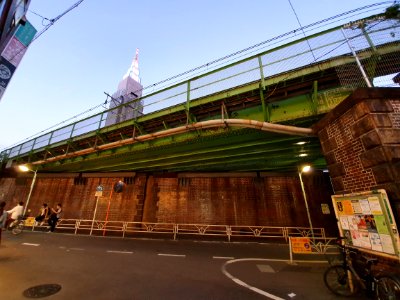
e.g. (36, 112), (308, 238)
(40, 127), (321, 173)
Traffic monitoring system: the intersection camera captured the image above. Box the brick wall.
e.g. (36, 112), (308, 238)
(0, 176), (143, 222)
(313, 88), (400, 222)
(319, 108), (377, 193)
(0, 172), (337, 233)
(146, 174), (336, 232)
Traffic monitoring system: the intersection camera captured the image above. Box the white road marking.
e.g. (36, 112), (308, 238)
(256, 264), (275, 273)
(222, 258), (323, 300)
(288, 292), (296, 298)
(106, 250), (133, 254)
(22, 243), (40, 247)
(157, 253), (186, 257)
(213, 256), (235, 260)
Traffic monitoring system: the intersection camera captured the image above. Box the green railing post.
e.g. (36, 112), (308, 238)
(69, 123), (76, 139)
(258, 56), (265, 90)
(186, 80), (191, 124)
(258, 56), (269, 121)
(310, 80), (318, 115)
(98, 112), (105, 130)
(47, 131), (54, 146)
(259, 85), (270, 122)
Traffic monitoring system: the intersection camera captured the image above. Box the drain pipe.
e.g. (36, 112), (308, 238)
(32, 119), (314, 165)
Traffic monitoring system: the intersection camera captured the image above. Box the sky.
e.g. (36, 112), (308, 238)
(0, 0), (394, 150)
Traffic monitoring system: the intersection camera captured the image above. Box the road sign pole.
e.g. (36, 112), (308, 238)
(90, 196), (100, 235)
(103, 187), (114, 236)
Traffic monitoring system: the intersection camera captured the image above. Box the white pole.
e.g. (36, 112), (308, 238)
(289, 236), (293, 264)
(23, 170), (37, 216)
(90, 196), (100, 235)
(341, 28), (372, 88)
(299, 172), (315, 240)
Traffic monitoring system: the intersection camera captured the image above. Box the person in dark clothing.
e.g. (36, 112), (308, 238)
(35, 203), (49, 226)
(0, 201), (6, 229)
(48, 203), (62, 232)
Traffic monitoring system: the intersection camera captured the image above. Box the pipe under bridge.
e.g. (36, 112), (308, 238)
(1, 14), (400, 174)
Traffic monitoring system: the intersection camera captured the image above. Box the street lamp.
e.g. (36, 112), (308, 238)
(18, 165), (37, 216)
(298, 164), (314, 240)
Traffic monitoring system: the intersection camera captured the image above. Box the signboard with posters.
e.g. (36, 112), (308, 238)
(332, 190), (399, 256)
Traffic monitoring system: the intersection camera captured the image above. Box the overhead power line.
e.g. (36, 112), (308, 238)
(8, 0), (85, 62)
(1, 1), (395, 151)
(31, 0), (85, 43)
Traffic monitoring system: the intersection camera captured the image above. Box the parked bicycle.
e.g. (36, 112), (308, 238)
(8, 215), (27, 235)
(324, 237), (400, 299)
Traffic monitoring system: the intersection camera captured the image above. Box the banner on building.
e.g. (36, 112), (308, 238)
(0, 20), (36, 102)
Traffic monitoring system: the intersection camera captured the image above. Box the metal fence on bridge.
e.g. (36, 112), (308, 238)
(1, 8), (399, 161)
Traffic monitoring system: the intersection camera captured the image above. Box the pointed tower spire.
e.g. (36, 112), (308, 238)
(105, 48), (144, 127)
(123, 48), (140, 82)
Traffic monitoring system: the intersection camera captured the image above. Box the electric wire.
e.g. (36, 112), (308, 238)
(287, 0), (317, 61)
(7, 0), (85, 63)
(1, 1), (397, 151)
(27, 9), (52, 25)
(30, 0), (85, 44)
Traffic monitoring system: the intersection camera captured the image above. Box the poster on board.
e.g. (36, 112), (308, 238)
(332, 190), (399, 256)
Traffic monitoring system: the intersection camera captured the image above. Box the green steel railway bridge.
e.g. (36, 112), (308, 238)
(1, 10), (399, 175)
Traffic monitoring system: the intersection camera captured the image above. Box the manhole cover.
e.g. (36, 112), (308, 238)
(23, 284), (61, 298)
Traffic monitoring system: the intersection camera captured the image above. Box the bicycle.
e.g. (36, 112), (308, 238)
(8, 215), (27, 235)
(323, 237), (400, 299)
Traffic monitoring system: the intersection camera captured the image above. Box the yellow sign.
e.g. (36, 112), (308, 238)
(291, 237), (312, 253)
(24, 217), (35, 226)
(95, 191), (103, 197)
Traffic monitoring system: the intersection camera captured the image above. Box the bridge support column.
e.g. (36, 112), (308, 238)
(312, 88), (400, 223)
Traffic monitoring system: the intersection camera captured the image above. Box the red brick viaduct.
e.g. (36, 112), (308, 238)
(0, 88), (399, 239)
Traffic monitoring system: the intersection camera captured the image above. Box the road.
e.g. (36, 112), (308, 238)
(0, 231), (363, 300)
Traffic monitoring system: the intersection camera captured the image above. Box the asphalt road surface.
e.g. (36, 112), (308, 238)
(0, 231), (365, 300)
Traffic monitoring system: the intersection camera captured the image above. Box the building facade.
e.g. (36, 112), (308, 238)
(105, 49), (144, 126)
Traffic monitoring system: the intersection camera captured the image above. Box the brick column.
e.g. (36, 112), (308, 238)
(312, 88), (400, 222)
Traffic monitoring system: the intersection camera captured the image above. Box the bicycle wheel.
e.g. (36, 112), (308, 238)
(323, 264), (359, 297)
(12, 223), (23, 235)
(376, 275), (400, 300)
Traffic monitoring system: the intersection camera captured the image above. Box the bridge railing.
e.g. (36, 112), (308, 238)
(2, 12), (399, 162)
(27, 217), (326, 242)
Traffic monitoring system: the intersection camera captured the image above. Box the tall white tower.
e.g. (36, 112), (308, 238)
(105, 49), (144, 126)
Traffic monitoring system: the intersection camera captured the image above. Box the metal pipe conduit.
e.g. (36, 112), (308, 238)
(33, 119), (314, 165)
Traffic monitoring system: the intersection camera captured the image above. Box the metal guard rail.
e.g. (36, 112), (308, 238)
(26, 217), (325, 242)
(1, 14), (399, 161)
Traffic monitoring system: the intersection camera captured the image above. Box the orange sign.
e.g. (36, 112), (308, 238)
(291, 237), (312, 253)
